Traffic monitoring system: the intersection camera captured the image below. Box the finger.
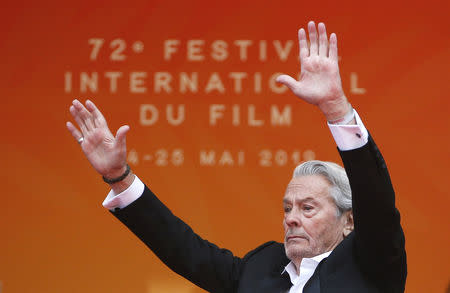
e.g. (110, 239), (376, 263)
(70, 105), (88, 135)
(318, 22), (328, 57)
(329, 33), (338, 61)
(66, 121), (83, 143)
(85, 99), (107, 127)
(276, 74), (299, 93)
(72, 99), (95, 131)
(115, 125), (130, 148)
(298, 28), (308, 61)
(73, 99), (96, 131)
(308, 21), (318, 56)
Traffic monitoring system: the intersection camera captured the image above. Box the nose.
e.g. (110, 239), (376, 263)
(284, 210), (301, 228)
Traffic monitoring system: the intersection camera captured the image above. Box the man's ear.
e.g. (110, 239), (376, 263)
(343, 210), (354, 237)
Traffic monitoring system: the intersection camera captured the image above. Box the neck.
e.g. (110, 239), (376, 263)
(291, 250), (332, 275)
(293, 259), (302, 275)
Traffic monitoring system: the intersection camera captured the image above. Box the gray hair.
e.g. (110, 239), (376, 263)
(292, 160), (352, 216)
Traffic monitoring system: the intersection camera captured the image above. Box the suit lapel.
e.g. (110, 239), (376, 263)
(270, 251), (291, 293)
(302, 258), (327, 293)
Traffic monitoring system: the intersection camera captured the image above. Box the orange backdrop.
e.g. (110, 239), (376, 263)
(1, 0), (449, 292)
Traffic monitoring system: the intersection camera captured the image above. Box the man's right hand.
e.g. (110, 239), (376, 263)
(66, 99), (130, 180)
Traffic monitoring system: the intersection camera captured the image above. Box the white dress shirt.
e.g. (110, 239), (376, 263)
(102, 109), (369, 292)
(283, 251), (331, 293)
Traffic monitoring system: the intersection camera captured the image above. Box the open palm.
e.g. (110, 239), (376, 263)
(66, 99), (129, 178)
(277, 21), (348, 120)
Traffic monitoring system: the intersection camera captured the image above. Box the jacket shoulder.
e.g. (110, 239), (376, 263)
(242, 241), (288, 273)
(243, 241), (284, 260)
(237, 242), (291, 292)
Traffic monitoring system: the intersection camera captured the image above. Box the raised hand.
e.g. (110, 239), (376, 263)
(66, 99), (130, 179)
(276, 21), (351, 121)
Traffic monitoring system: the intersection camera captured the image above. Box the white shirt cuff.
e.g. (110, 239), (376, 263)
(328, 109), (369, 151)
(102, 176), (145, 211)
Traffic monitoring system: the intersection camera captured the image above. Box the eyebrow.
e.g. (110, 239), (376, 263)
(283, 197), (317, 204)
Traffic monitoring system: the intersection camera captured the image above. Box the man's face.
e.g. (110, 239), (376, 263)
(283, 175), (348, 262)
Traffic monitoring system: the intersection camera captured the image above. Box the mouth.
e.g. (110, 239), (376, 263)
(286, 235), (308, 242)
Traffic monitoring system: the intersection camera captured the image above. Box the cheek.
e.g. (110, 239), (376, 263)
(313, 215), (342, 242)
(282, 219), (288, 232)
(303, 217), (328, 239)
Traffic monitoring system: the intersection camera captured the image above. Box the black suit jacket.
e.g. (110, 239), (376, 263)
(112, 135), (407, 292)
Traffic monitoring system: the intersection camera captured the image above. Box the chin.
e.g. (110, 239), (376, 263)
(285, 243), (320, 260)
(285, 243), (309, 260)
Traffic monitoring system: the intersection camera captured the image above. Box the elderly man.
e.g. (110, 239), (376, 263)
(67, 21), (406, 292)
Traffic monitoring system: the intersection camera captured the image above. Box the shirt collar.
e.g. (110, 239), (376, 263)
(281, 250), (331, 276)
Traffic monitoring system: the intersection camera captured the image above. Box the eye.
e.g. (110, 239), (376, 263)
(303, 205), (313, 211)
(284, 206), (292, 213)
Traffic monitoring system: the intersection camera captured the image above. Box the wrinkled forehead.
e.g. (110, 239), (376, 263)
(283, 175), (332, 201)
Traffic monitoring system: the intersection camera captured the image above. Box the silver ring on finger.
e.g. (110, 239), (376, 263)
(78, 137), (84, 144)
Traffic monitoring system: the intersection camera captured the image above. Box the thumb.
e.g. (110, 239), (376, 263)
(276, 74), (299, 92)
(115, 125), (130, 147)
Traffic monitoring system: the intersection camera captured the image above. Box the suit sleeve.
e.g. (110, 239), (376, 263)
(111, 186), (243, 293)
(339, 134), (407, 287)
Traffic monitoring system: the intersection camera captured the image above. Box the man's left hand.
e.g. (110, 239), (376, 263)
(276, 21), (350, 121)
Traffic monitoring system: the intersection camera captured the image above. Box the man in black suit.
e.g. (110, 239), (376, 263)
(67, 21), (406, 292)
